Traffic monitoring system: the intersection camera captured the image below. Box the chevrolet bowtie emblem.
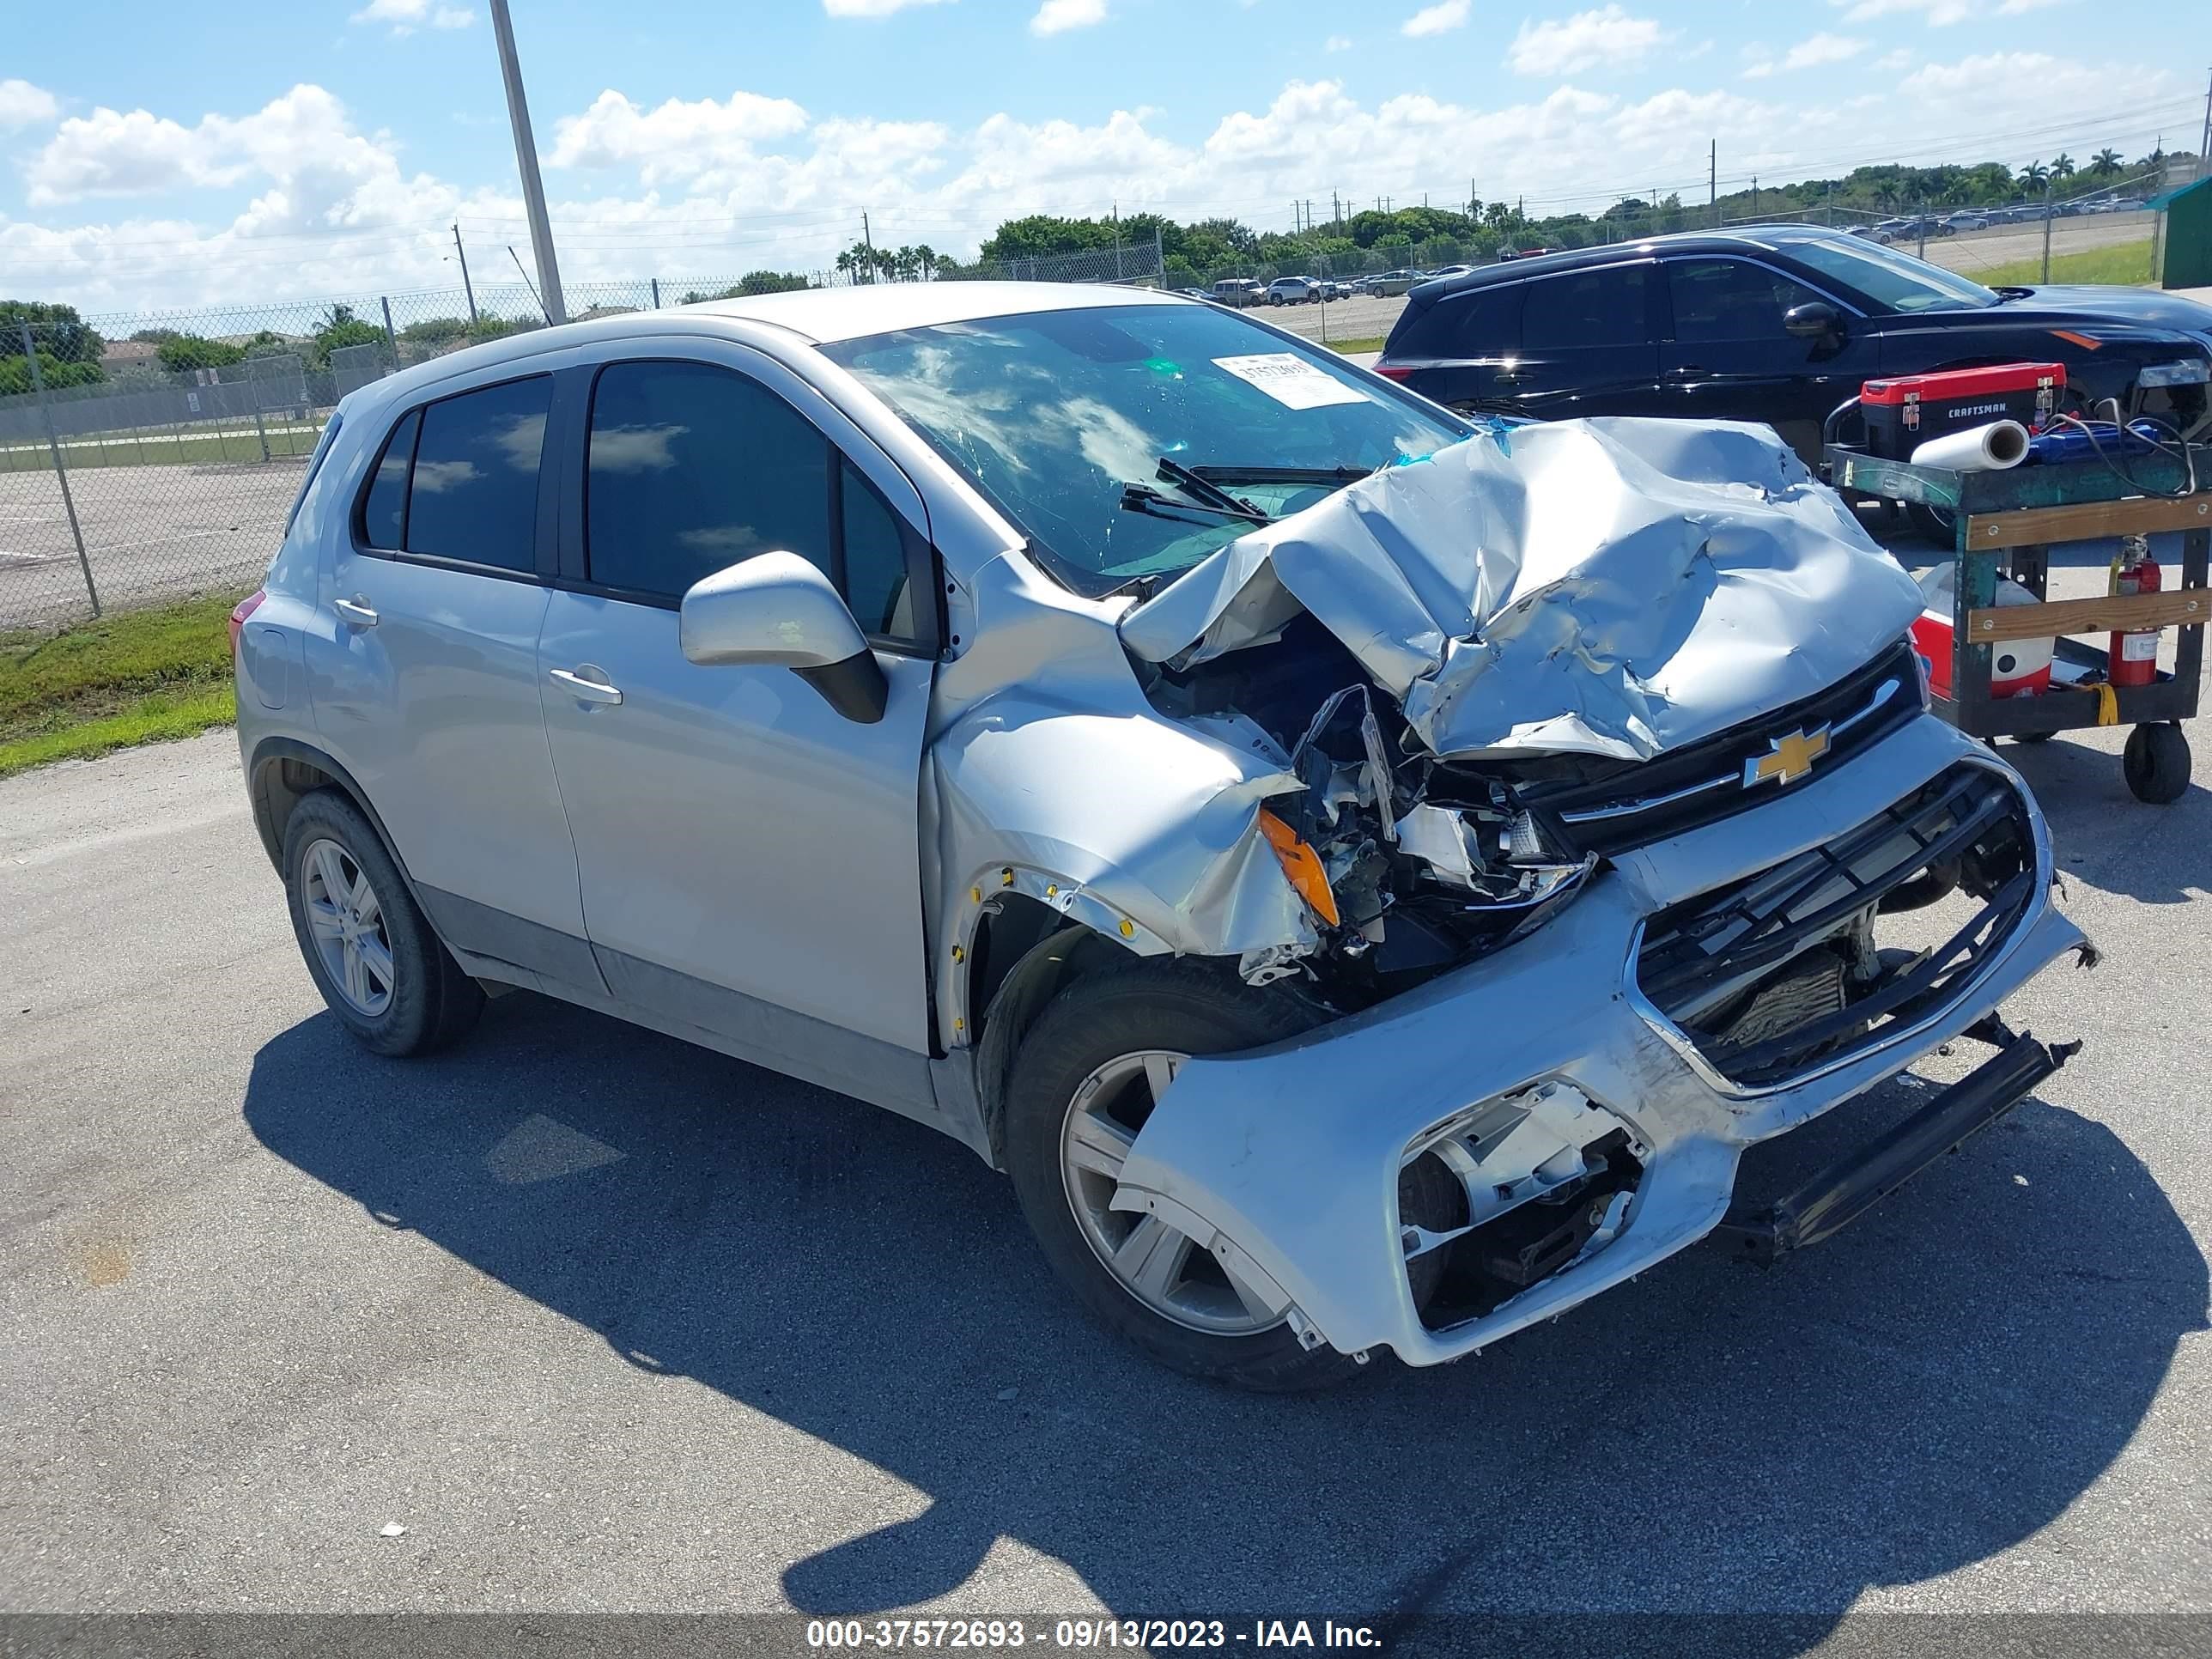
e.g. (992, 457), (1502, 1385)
(1743, 726), (1831, 789)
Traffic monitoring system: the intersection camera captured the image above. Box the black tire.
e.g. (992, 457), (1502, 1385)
(2123, 721), (2191, 805)
(282, 789), (483, 1056)
(1004, 957), (1360, 1391)
(2012, 729), (2057, 744)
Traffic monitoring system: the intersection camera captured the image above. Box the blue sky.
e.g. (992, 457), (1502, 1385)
(1, 0), (2204, 312)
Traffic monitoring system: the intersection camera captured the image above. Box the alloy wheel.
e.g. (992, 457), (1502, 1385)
(1058, 1048), (1287, 1335)
(300, 836), (396, 1018)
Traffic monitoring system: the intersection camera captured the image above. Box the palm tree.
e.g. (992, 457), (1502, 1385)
(2051, 153), (2075, 181)
(2018, 160), (2051, 191)
(914, 245), (939, 282)
(2091, 147), (2123, 176)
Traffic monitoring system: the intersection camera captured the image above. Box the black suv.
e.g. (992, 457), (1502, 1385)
(1376, 224), (2212, 459)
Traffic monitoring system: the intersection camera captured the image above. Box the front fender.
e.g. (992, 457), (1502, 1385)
(927, 694), (1316, 1050)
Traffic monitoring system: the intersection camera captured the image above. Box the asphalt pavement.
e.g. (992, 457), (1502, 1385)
(3, 562), (2209, 1635)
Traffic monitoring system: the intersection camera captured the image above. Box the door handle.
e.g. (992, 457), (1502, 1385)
(549, 666), (623, 706)
(334, 595), (378, 629)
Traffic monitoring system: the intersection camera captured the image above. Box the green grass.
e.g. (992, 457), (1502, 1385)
(1963, 238), (2154, 288)
(1326, 335), (1389, 355)
(0, 591), (245, 778)
(0, 421), (321, 474)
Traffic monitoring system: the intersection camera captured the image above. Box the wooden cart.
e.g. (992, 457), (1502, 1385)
(1826, 442), (2210, 803)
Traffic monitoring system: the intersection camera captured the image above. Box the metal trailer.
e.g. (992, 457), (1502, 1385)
(1826, 442), (2209, 803)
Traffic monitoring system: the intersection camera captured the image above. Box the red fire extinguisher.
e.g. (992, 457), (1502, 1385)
(2108, 536), (2163, 690)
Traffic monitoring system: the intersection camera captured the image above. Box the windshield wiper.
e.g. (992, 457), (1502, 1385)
(1119, 483), (1268, 525)
(1153, 456), (1268, 520)
(1186, 463), (1376, 487)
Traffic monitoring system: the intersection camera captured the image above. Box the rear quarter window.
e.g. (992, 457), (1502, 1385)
(1389, 284), (1525, 360)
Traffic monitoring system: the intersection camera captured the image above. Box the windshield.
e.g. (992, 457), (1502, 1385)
(819, 302), (1466, 596)
(1781, 237), (2001, 313)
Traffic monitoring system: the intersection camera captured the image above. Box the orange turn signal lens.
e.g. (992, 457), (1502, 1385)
(1255, 808), (1340, 927)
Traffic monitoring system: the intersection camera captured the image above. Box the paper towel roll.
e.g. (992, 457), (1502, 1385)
(1910, 419), (2030, 471)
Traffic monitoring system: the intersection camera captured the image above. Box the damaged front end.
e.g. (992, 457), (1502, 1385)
(1099, 416), (2088, 1363)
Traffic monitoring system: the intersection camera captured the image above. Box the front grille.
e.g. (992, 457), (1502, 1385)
(1634, 763), (2037, 1088)
(1438, 641), (1923, 858)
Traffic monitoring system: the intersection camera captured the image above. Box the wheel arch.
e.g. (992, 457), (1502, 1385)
(247, 737), (416, 896)
(966, 896), (1139, 1164)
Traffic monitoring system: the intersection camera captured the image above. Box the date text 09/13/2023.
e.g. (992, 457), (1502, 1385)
(804, 1617), (1384, 1649)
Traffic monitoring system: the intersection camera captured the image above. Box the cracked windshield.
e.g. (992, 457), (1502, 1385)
(823, 303), (1464, 595)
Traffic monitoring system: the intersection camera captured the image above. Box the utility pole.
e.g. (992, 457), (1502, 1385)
(1750, 174), (1759, 222)
(452, 223), (478, 325)
(489, 0), (565, 325)
(862, 210), (875, 283)
(2199, 65), (2211, 181)
(1333, 191), (1340, 227)
(1709, 139), (1717, 226)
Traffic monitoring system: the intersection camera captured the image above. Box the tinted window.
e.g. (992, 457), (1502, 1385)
(1667, 259), (1823, 343)
(1391, 284), (1523, 359)
(841, 462), (909, 635)
(586, 361), (832, 602)
(358, 409), (417, 550)
(404, 376), (551, 572)
(1522, 264), (1651, 349)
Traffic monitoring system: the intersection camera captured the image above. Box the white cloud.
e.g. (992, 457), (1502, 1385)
(349, 0), (474, 33)
(0, 78), (61, 131)
(1509, 6), (1674, 76)
(550, 89), (811, 184)
(1875, 47), (1912, 71)
(821, 0), (953, 15)
(1030, 0), (1107, 33)
(1837, 0), (2064, 22)
(1, 50), (2181, 315)
(1401, 0), (1469, 39)
(1325, 33), (1353, 51)
(1745, 31), (1865, 76)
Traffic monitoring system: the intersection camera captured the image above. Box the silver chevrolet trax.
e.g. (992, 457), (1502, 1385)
(238, 283), (2087, 1389)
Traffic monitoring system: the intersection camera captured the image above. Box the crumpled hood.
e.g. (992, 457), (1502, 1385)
(1119, 416), (1926, 762)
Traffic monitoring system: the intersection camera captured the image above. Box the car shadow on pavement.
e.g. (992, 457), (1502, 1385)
(244, 995), (2206, 1642)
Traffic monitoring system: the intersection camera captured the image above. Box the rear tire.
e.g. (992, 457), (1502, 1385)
(282, 790), (483, 1056)
(1004, 957), (1360, 1391)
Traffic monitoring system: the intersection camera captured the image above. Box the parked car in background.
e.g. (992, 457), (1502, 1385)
(1211, 277), (1266, 307)
(1942, 213), (1990, 233)
(1377, 224), (2212, 462)
(1367, 270), (1418, 296)
(1177, 286), (1209, 300)
(234, 280), (2087, 1388)
(1267, 276), (1320, 306)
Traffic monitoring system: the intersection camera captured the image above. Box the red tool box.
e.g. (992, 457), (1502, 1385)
(1857, 362), (2065, 460)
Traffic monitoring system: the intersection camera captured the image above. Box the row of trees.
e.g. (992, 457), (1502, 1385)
(0, 299), (107, 395)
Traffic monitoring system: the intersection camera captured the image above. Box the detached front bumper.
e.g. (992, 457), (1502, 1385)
(1113, 714), (2087, 1365)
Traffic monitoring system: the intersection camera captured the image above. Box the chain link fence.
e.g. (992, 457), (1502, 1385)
(0, 240), (1167, 631)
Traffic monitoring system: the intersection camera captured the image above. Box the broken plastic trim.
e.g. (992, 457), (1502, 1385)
(1711, 1024), (2079, 1266)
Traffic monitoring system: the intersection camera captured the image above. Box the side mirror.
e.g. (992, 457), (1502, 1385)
(678, 550), (888, 724)
(1784, 301), (1841, 339)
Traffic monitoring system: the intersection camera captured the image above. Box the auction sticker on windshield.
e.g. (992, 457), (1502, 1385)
(1212, 353), (1370, 410)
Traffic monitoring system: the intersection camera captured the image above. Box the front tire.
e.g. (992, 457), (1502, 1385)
(282, 790), (483, 1056)
(1004, 957), (1358, 1390)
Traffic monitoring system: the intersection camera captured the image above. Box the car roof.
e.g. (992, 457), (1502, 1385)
(1409, 224), (1869, 300)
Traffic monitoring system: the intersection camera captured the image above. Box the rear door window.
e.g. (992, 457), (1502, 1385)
(402, 376), (552, 573)
(1522, 265), (1652, 349)
(1666, 258), (1825, 343)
